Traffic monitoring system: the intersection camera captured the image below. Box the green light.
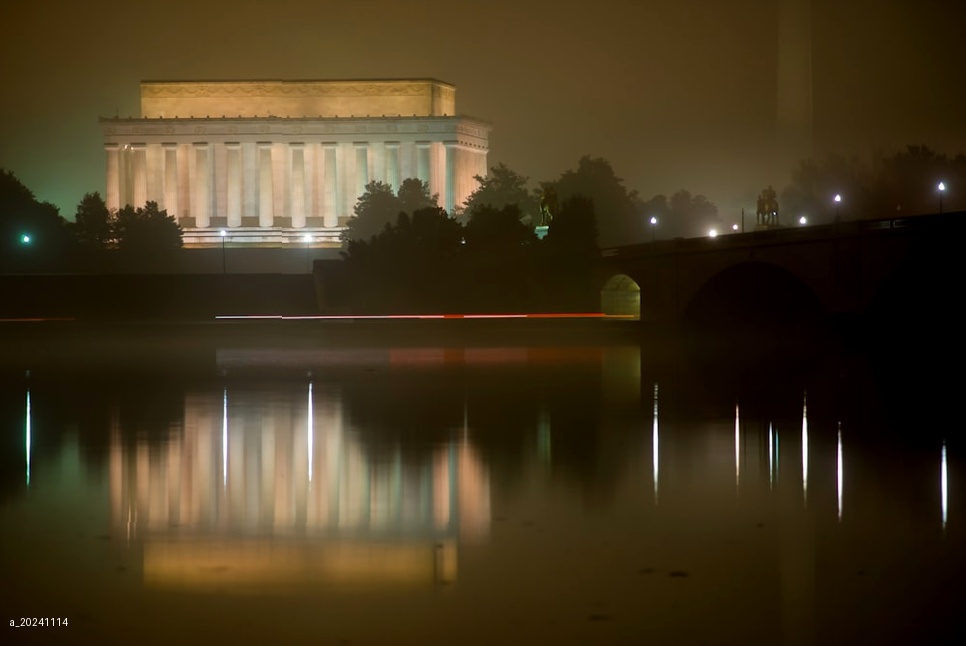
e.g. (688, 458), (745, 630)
(21, 234), (31, 244)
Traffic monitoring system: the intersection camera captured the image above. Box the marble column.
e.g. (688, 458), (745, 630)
(162, 144), (178, 217)
(146, 143), (163, 205)
(444, 142), (458, 214)
(258, 143), (274, 227)
(400, 141), (415, 182)
(354, 143), (369, 198)
(241, 143), (258, 220)
(429, 142), (445, 212)
(226, 143), (242, 227)
(290, 143), (306, 228)
(105, 144), (120, 212)
(385, 142), (400, 193)
(131, 143), (147, 209)
(192, 143), (210, 228)
(339, 142), (355, 219)
(416, 142), (430, 186)
(323, 144), (338, 228)
(372, 142), (386, 187)
(271, 143), (287, 225)
(213, 143), (228, 225)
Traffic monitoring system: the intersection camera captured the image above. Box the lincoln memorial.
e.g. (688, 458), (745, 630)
(101, 79), (490, 247)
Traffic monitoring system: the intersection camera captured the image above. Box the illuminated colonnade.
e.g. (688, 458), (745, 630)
(101, 80), (490, 247)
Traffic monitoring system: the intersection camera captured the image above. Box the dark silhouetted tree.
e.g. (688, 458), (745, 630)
(73, 192), (113, 248)
(461, 163), (540, 225)
(551, 156), (642, 247)
(344, 179), (439, 243)
(113, 201), (182, 254)
(0, 169), (72, 265)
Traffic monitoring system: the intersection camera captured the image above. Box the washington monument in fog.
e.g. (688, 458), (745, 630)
(776, 0), (813, 179)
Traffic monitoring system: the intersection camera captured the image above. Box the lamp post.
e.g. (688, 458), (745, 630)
(938, 181), (946, 213)
(649, 216), (658, 242)
(834, 194), (842, 220)
(303, 233), (313, 273)
(219, 229), (227, 274)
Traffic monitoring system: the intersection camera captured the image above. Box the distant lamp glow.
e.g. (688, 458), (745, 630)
(799, 215), (807, 225)
(649, 216), (658, 242)
(219, 229), (227, 237)
(20, 234), (31, 244)
(649, 216), (658, 225)
(833, 194), (842, 220)
(303, 234), (313, 243)
(834, 194), (842, 203)
(708, 229), (718, 238)
(732, 223), (739, 232)
(938, 181), (946, 213)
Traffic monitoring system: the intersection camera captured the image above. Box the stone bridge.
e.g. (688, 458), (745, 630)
(600, 212), (965, 331)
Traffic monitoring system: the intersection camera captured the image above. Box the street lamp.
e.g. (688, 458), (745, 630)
(938, 181), (946, 213)
(708, 228), (718, 238)
(649, 216), (658, 242)
(20, 234), (31, 245)
(834, 194), (842, 220)
(219, 229), (227, 274)
(799, 215), (807, 225)
(732, 223), (739, 232)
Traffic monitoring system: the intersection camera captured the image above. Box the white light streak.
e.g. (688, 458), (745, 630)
(837, 424), (843, 522)
(768, 423), (774, 489)
(25, 390), (31, 487)
(802, 392), (808, 505)
(942, 441), (948, 530)
(735, 404), (740, 493)
(653, 383), (659, 503)
(307, 382), (314, 483)
(222, 388), (228, 488)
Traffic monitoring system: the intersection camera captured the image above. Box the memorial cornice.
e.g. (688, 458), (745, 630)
(140, 78), (455, 99)
(100, 115), (491, 144)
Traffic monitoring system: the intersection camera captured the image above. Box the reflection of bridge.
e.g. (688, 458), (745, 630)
(108, 385), (489, 591)
(601, 212), (965, 326)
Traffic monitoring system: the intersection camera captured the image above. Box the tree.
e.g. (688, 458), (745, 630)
(665, 190), (721, 238)
(344, 179), (439, 243)
(0, 168), (72, 263)
(464, 204), (537, 252)
(461, 163), (540, 225)
(113, 201), (183, 254)
(73, 192), (113, 248)
(551, 156), (642, 247)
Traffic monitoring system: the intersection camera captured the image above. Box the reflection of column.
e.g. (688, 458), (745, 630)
(385, 142), (400, 192)
(290, 143), (306, 228)
(193, 143), (211, 227)
(105, 144), (120, 212)
(258, 143), (273, 227)
(226, 143), (242, 227)
(131, 143), (147, 208)
(163, 143), (179, 217)
(322, 144), (338, 227)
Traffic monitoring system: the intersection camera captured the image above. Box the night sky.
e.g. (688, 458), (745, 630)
(2, 0), (964, 221)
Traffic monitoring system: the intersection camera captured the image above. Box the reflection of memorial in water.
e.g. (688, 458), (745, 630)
(108, 382), (489, 592)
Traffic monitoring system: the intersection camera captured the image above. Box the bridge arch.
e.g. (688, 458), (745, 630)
(600, 273), (640, 319)
(682, 261), (826, 343)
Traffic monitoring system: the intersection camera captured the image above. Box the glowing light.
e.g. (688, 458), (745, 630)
(25, 390), (31, 487)
(798, 215), (807, 225)
(21, 234), (31, 244)
(219, 229), (227, 237)
(942, 441), (948, 529)
(938, 181), (946, 192)
(735, 404), (740, 493)
(303, 234), (313, 243)
(837, 424), (843, 522)
(768, 423), (774, 489)
(649, 216), (658, 225)
(222, 388), (228, 488)
(708, 229), (718, 238)
(802, 392), (808, 505)
(834, 194), (842, 203)
(307, 382), (314, 483)
(732, 223), (739, 231)
(652, 383), (659, 504)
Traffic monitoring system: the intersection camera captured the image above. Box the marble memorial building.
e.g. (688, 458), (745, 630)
(101, 79), (490, 247)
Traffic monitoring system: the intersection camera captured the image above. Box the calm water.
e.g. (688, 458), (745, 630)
(0, 322), (962, 645)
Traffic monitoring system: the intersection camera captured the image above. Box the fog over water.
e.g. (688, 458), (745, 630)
(0, 321), (961, 644)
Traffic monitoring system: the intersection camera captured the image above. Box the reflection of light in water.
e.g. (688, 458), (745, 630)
(308, 382), (314, 483)
(222, 388), (228, 488)
(735, 404), (740, 493)
(802, 392), (808, 505)
(652, 383), (659, 503)
(837, 423), (843, 522)
(25, 390), (31, 487)
(768, 422), (775, 489)
(942, 441), (948, 530)
(538, 410), (551, 463)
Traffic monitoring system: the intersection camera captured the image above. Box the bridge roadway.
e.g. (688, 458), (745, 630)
(601, 211), (965, 327)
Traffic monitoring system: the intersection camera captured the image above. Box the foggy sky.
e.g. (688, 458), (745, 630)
(2, 0), (964, 222)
